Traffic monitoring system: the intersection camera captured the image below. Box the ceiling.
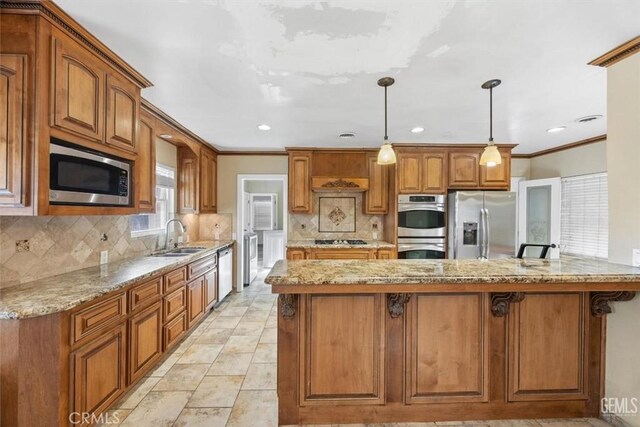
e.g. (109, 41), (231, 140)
(56, 0), (639, 154)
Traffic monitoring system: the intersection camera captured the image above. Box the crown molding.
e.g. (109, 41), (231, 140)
(589, 36), (640, 67)
(218, 151), (287, 156)
(512, 134), (606, 159)
(0, 0), (153, 88)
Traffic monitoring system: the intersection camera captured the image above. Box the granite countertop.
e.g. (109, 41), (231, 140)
(286, 239), (396, 249)
(265, 256), (640, 287)
(0, 241), (234, 320)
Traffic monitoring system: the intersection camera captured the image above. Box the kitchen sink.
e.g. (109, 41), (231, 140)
(151, 247), (208, 257)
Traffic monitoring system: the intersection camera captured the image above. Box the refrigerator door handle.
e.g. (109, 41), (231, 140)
(484, 208), (490, 258)
(478, 208), (488, 259)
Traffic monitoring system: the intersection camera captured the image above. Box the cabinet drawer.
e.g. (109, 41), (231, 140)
(163, 266), (187, 294)
(71, 293), (127, 345)
(129, 276), (162, 312)
(187, 254), (217, 279)
(163, 286), (187, 323)
(163, 311), (187, 351)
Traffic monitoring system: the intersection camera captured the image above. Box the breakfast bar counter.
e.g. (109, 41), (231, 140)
(265, 257), (640, 425)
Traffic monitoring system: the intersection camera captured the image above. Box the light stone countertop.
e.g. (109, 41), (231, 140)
(0, 241), (234, 320)
(265, 256), (640, 287)
(286, 239), (396, 249)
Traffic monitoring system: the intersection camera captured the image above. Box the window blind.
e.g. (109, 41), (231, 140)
(560, 173), (608, 258)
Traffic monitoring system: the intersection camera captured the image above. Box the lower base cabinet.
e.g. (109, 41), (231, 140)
(128, 301), (163, 384)
(164, 311), (188, 351)
(71, 323), (127, 427)
(287, 247), (397, 260)
(187, 276), (206, 328)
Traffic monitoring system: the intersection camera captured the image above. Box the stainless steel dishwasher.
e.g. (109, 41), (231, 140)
(218, 246), (233, 300)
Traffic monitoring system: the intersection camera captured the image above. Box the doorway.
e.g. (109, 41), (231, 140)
(236, 174), (287, 290)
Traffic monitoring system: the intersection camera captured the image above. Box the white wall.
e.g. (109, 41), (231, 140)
(217, 155), (289, 234)
(529, 141), (606, 179)
(604, 53), (640, 427)
(156, 138), (177, 168)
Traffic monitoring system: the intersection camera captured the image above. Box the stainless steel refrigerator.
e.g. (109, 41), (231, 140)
(448, 191), (517, 259)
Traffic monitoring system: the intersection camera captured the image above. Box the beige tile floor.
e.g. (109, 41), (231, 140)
(102, 268), (612, 427)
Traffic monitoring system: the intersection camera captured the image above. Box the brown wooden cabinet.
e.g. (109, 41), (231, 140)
(398, 150), (447, 194)
(178, 147), (199, 214)
(186, 275), (206, 328)
(205, 268), (218, 311)
(364, 154), (389, 214)
(287, 248), (306, 260)
(448, 150), (480, 188)
(288, 151), (312, 213)
(136, 112), (156, 212)
(128, 301), (162, 384)
(52, 35), (105, 142)
(0, 53), (28, 210)
(376, 249), (397, 259)
(287, 247), (394, 260)
(71, 324), (126, 425)
(106, 73), (138, 153)
(480, 148), (511, 189)
(199, 147), (217, 213)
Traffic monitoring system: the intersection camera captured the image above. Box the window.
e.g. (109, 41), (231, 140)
(130, 164), (176, 237)
(560, 172), (608, 258)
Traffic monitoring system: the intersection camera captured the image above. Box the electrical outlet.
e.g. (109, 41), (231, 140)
(100, 250), (108, 265)
(633, 249), (640, 267)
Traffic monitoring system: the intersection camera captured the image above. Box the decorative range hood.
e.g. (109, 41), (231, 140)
(311, 177), (370, 192)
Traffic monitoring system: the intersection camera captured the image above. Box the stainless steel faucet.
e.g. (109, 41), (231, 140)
(165, 218), (187, 250)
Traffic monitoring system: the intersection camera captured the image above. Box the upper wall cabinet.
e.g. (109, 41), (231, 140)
(288, 151), (312, 213)
(448, 150), (480, 188)
(106, 74), (139, 153)
(199, 147), (217, 213)
(364, 154), (389, 214)
(0, 54), (28, 211)
(52, 36), (105, 142)
(480, 148), (511, 189)
(178, 147), (199, 214)
(137, 111), (156, 212)
(397, 150), (447, 194)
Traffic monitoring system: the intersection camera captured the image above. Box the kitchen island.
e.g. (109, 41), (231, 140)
(265, 257), (640, 425)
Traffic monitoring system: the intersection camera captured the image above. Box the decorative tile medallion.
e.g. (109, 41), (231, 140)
(318, 197), (356, 233)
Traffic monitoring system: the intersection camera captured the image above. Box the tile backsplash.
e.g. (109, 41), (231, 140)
(0, 216), (161, 289)
(181, 213), (233, 243)
(288, 192), (384, 240)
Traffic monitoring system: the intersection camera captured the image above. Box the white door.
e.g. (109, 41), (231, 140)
(518, 178), (561, 259)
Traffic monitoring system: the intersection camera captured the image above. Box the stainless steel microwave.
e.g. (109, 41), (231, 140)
(49, 140), (131, 206)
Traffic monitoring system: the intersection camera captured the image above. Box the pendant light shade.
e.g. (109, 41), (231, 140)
(377, 77), (396, 165)
(480, 79), (502, 167)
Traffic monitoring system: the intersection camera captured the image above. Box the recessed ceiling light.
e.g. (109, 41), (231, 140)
(257, 124), (271, 131)
(547, 126), (566, 133)
(575, 115), (602, 123)
(411, 126), (425, 133)
(159, 134), (172, 138)
(338, 132), (356, 139)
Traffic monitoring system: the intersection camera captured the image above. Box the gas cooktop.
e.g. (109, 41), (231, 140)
(314, 239), (367, 245)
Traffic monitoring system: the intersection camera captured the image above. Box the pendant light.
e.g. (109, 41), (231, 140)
(377, 77), (397, 165)
(479, 79), (502, 167)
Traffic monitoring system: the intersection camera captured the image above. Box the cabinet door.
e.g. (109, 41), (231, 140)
(106, 74), (138, 152)
(187, 276), (206, 328)
(397, 152), (422, 194)
(178, 148), (198, 214)
(205, 268), (218, 311)
(422, 151), (446, 193)
(364, 154), (388, 214)
(128, 301), (162, 384)
(52, 36), (105, 141)
(448, 151), (480, 188)
(287, 248), (306, 260)
(480, 149), (511, 188)
(288, 151), (312, 213)
(199, 148), (217, 213)
(376, 249), (397, 260)
(136, 115), (155, 212)
(0, 54), (27, 209)
(71, 324), (126, 425)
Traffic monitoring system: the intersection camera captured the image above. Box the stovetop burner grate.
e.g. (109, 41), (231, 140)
(314, 239), (367, 245)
